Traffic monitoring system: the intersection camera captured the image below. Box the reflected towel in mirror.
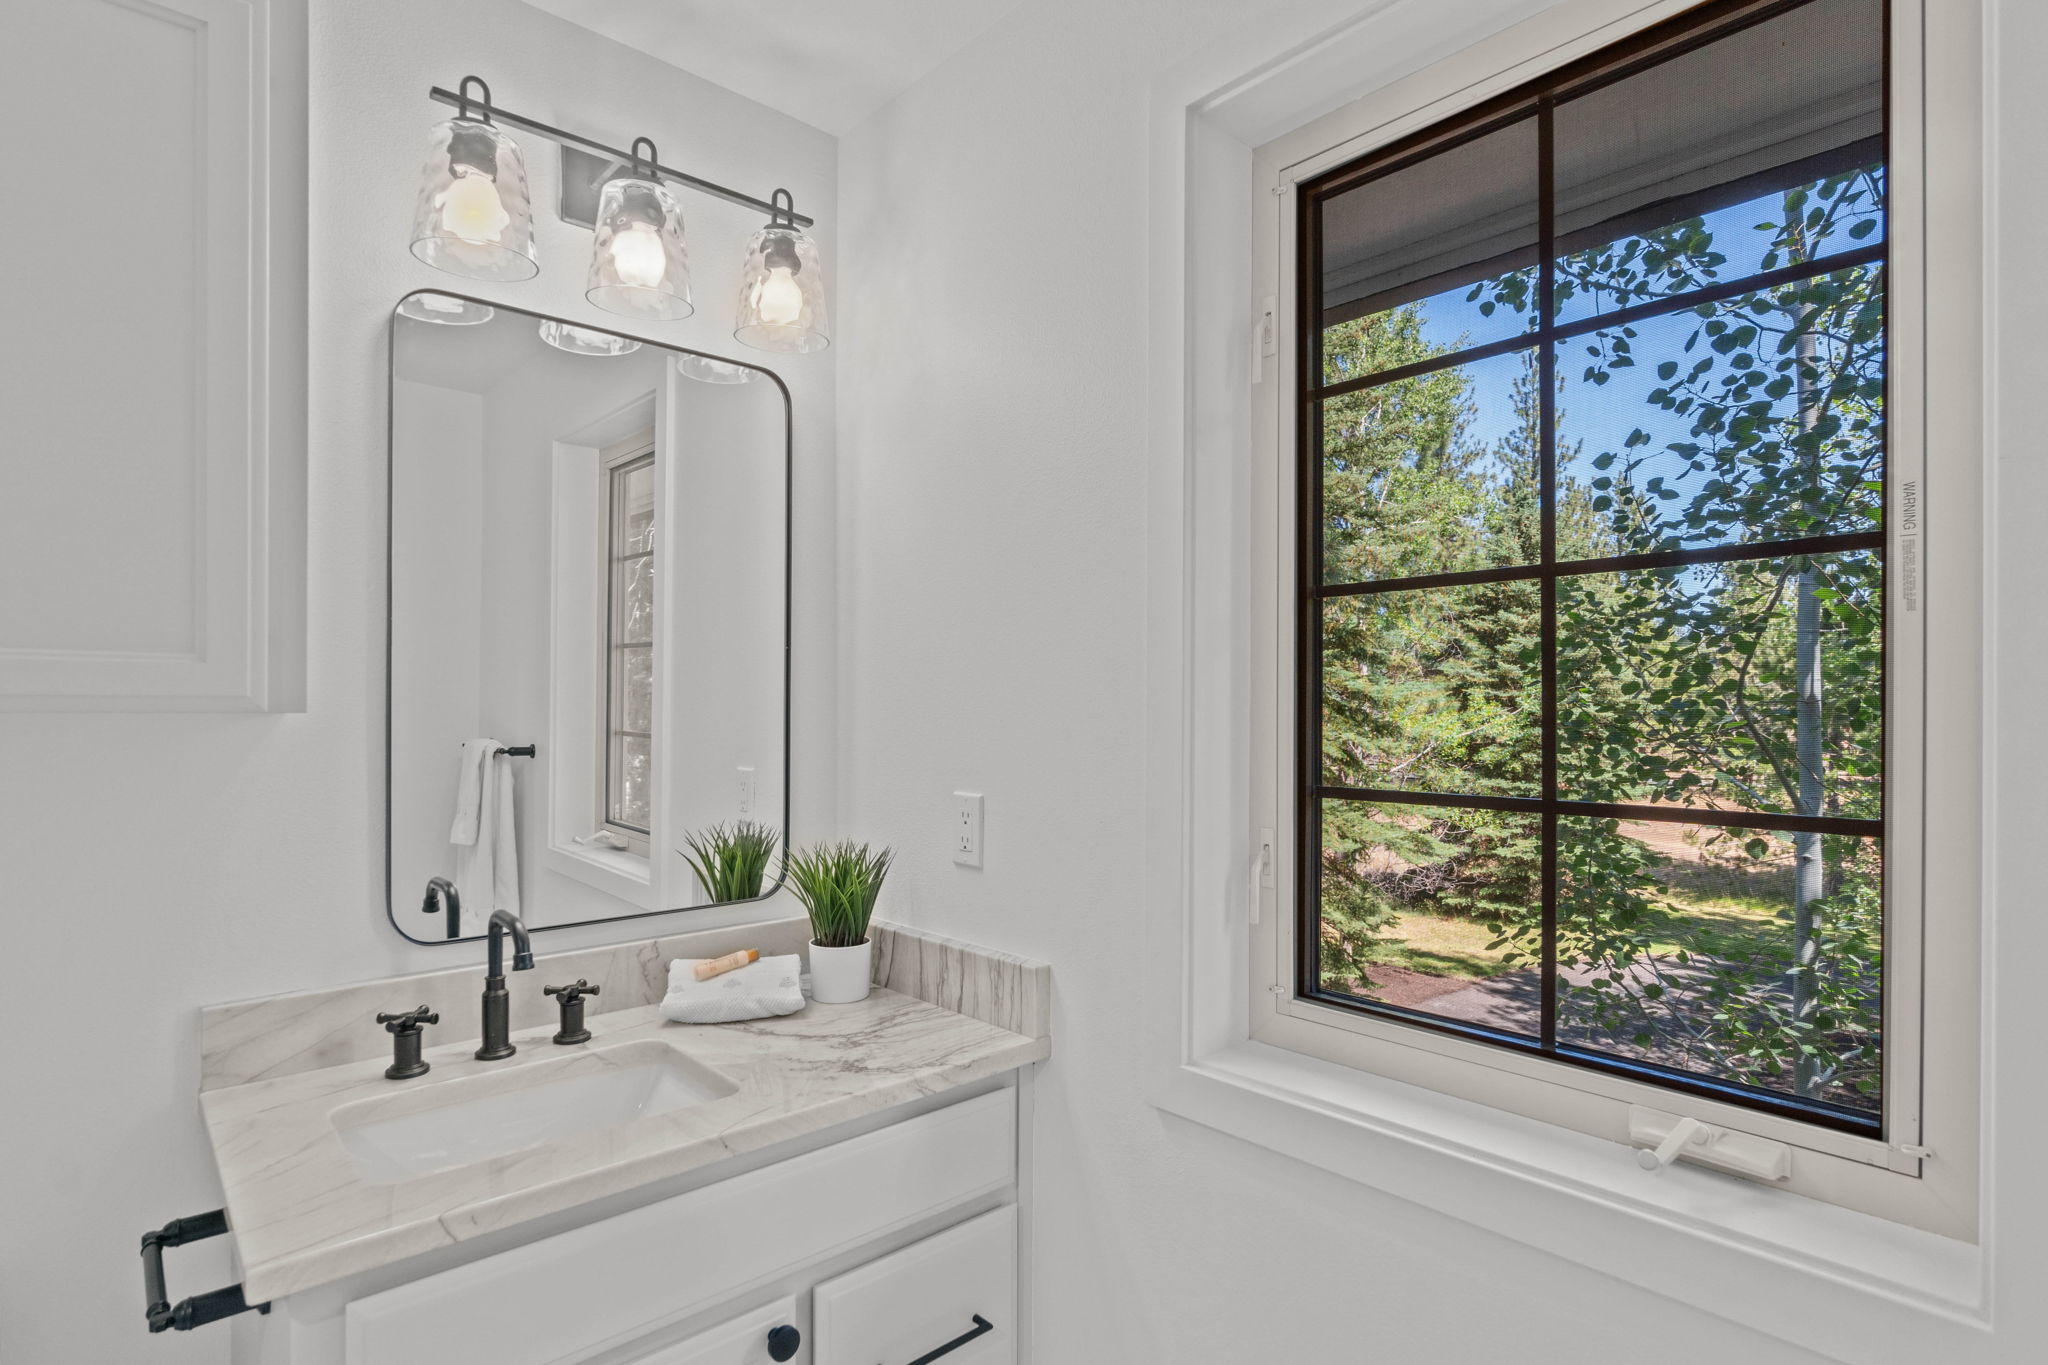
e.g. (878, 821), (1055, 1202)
(450, 738), (520, 931)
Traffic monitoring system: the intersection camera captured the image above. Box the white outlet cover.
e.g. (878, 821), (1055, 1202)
(953, 792), (983, 868)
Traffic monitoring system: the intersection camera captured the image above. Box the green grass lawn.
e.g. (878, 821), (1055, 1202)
(1378, 911), (1521, 979)
(1379, 853), (1795, 981)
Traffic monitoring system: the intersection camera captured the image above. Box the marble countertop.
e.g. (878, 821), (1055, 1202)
(202, 987), (1048, 1302)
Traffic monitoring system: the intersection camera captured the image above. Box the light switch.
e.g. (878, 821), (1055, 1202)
(953, 792), (983, 867)
(737, 766), (756, 817)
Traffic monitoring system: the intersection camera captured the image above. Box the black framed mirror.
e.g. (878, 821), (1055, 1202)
(386, 292), (790, 943)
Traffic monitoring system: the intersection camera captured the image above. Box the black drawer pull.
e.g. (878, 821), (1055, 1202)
(139, 1210), (269, 1333)
(903, 1314), (994, 1365)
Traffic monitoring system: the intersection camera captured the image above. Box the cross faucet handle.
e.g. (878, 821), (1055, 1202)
(544, 980), (599, 1046)
(377, 1007), (438, 1080)
(377, 1006), (439, 1034)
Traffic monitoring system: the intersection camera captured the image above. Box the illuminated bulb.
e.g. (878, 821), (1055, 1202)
(608, 223), (669, 289)
(756, 267), (805, 326)
(440, 168), (509, 245)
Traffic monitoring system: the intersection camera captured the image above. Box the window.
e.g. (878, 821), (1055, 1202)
(601, 435), (656, 853)
(1291, 0), (1900, 1137)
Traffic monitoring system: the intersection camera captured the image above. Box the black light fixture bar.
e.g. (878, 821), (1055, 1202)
(427, 82), (815, 229)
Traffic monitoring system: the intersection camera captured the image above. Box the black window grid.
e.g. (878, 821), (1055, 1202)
(1291, 0), (1889, 1135)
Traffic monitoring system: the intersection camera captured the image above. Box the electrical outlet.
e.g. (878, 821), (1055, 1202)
(737, 766), (756, 817)
(953, 792), (983, 867)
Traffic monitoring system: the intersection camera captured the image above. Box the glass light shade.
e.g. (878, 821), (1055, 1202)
(733, 224), (829, 353)
(537, 320), (641, 356)
(409, 118), (538, 282)
(586, 178), (692, 320)
(396, 292), (496, 326)
(673, 353), (757, 384)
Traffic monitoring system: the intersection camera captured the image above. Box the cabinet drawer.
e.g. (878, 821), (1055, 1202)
(618, 1295), (807, 1365)
(812, 1206), (1016, 1365)
(345, 1089), (1015, 1365)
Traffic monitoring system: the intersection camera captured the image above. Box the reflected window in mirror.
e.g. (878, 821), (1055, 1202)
(602, 435), (657, 853)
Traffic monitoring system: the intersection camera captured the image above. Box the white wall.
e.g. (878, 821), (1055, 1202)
(660, 368), (790, 855)
(390, 376), (486, 918)
(0, 1), (835, 1359)
(834, 0), (2045, 1361)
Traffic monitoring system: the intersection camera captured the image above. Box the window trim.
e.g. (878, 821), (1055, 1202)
(1235, 0), (1973, 1238)
(1144, 0), (1988, 1350)
(598, 431), (657, 856)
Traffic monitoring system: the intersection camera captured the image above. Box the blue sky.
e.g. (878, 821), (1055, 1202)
(1370, 171), (1887, 549)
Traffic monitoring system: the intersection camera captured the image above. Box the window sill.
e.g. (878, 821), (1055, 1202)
(544, 840), (659, 911)
(1150, 1041), (1984, 1361)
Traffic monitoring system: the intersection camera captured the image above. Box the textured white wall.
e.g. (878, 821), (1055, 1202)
(0, 1), (835, 1359)
(834, 0), (2046, 1360)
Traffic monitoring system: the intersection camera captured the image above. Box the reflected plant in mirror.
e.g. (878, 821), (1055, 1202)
(388, 292), (792, 943)
(680, 821), (781, 904)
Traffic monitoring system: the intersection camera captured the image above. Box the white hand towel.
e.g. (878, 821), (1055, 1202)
(660, 956), (806, 1024)
(451, 739), (520, 931)
(450, 739), (491, 845)
(489, 757), (519, 917)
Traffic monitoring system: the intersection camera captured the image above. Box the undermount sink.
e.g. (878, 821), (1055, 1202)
(332, 1040), (735, 1184)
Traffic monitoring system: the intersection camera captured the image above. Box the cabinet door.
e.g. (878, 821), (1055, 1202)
(0, 0), (305, 711)
(811, 1206), (1015, 1365)
(619, 1296), (807, 1365)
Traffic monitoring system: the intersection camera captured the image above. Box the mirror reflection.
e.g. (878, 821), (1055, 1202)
(388, 293), (788, 941)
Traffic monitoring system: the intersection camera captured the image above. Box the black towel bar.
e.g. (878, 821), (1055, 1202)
(140, 1209), (268, 1333)
(495, 743), (536, 757)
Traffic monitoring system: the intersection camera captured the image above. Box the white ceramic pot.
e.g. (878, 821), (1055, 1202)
(808, 939), (873, 1004)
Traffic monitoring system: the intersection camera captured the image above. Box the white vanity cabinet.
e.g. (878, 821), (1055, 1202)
(811, 1206), (1016, 1365)
(237, 1085), (1026, 1365)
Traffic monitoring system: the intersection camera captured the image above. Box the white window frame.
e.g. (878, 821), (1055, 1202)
(1253, 0), (1962, 1231)
(598, 430), (658, 857)
(1145, 0), (1985, 1351)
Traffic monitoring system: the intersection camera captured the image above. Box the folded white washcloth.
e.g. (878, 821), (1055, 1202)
(660, 955), (806, 1024)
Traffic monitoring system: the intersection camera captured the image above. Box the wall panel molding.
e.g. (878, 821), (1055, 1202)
(0, 0), (305, 711)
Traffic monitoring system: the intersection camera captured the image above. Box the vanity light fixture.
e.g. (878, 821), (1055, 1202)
(414, 79), (829, 350)
(395, 292), (496, 326)
(537, 320), (641, 357)
(733, 190), (830, 354)
(587, 137), (692, 321)
(408, 78), (538, 282)
(674, 353), (757, 384)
